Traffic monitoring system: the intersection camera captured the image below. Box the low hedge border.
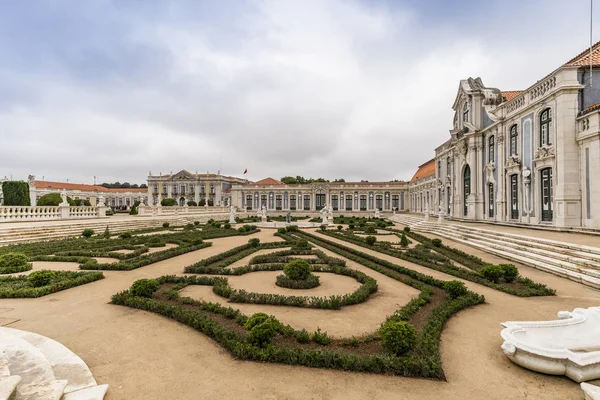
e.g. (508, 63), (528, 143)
(276, 274), (320, 289)
(319, 230), (555, 297)
(184, 242), (291, 273)
(0, 271), (104, 298)
(0, 263), (33, 274)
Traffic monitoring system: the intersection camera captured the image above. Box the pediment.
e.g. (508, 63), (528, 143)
(169, 170), (195, 181)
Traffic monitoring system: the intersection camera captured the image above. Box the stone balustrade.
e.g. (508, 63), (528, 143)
(137, 205), (226, 216)
(0, 205), (107, 222)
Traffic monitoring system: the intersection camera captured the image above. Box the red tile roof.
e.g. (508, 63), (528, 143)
(579, 100), (600, 116)
(564, 41), (600, 67)
(502, 91), (523, 102)
(253, 177), (283, 185)
(32, 181), (146, 193)
(410, 159), (436, 183)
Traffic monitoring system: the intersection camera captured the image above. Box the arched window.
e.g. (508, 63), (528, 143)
(540, 108), (552, 146)
(510, 174), (519, 219)
(446, 157), (450, 177)
(437, 160), (441, 177)
(488, 183), (494, 218)
(463, 165), (471, 216)
(488, 136), (495, 162)
(509, 125), (518, 156)
(462, 102), (469, 124)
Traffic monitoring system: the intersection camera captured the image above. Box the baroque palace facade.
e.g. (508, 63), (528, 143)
(428, 42), (600, 229)
(146, 170), (248, 206)
(229, 178), (408, 213)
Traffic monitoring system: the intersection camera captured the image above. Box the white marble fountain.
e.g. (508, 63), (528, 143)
(500, 306), (600, 383)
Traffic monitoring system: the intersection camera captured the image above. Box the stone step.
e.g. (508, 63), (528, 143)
(16, 379), (67, 400)
(0, 375), (21, 400)
(2, 328), (96, 394)
(431, 226), (600, 271)
(581, 382), (600, 400)
(426, 229), (600, 290)
(62, 384), (109, 400)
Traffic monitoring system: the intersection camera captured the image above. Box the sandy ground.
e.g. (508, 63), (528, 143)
(93, 257), (120, 264)
(145, 243), (178, 254)
(0, 228), (598, 399)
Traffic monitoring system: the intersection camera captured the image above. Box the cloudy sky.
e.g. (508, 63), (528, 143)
(1, 0), (598, 185)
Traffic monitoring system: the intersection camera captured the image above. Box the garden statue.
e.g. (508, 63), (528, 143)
(261, 205), (267, 222)
(320, 204), (328, 224)
(59, 189), (69, 206)
(229, 205), (236, 224)
(286, 212), (291, 224)
(374, 208), (380, 218)
(327, 204), (334, 224)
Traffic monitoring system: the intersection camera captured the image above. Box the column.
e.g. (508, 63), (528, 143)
(194, 183), (200, 203)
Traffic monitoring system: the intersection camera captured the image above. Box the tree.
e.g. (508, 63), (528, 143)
(140, 184), (148, 188)
(160, 198), (177, 206)
(37, 193), (75, 206)
(120, 182), (131, 188)
(131, 184), (139, 188)
(333, 178), (345, 182)
(1, 181), (30, 206)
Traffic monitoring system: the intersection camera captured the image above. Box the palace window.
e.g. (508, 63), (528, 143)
(376, 194), (383, 210)
(303, 195), (310, 210)
(463, 165), (471, 216)
(346, 195), (353, 211)
(384, 192), (390, 210)
(201, 185), (206, 195)
(180, 184), (186, 195)
(368, 192), (374, 210)
(268, 192), (274, 209)
(260, 194), (267, 208)
(446, 157), (450, 177)
(360, 195), (367, 211)
(331, 195), (338, 210)
(153, 184), (158, 194)
(189, 184), (194, 193)
(290, 195), (296, 210)
(392, 194), (399, 210)
(210, 184), (215, 195)
(275, 194), (282, 210)
(246, 194), (252, 210)
(510, 125), (518, 156)
(488, 135), (495, 162)
(510, 174), (519, 219)
(488, 183), (494, 218)
(462, 102), (469, 124)
(437, 160), (441, 177)
(540, 108), (552, 146)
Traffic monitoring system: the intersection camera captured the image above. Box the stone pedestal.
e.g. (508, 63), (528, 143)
(59, 205), (70, 219)
(97, 206), (107, 218)
(261, 215), (267, 223)
(437, 212), (445, 224)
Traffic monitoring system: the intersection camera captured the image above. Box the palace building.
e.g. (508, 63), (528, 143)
(146, 170), (248, 206)
(428, 42), (600, 229)
(229, 178), (409, 213)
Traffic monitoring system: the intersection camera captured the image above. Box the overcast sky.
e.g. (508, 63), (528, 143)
(1, 0), (598, 185)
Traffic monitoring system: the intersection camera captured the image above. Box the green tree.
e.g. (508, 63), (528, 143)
(1, 181), (30, 206)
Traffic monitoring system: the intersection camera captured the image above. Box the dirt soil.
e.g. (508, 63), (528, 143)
(0, 228), (598, 399)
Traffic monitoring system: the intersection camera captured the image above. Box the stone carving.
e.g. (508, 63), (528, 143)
(285, 212), (291, 224)
(229, 205), (236, 224)
(500, 306), (600, 383)
(530, 75), (556, 100)
(260, 205), (267, 222)
(459, 140), (468, 157)
(59, 190), (69, 206)
(320, 204), (329, 224)
(506, 155), (521, 168)
(534, 146), (555, 161)
(27, 175), (35, 184)
(581, 382), (600, 400)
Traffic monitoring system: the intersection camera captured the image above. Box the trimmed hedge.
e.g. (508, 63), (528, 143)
(0, 271), (104, 298)
(2, 181), (30, 206)
(276, 274), (320, 289)
(0, 253), (32, 274)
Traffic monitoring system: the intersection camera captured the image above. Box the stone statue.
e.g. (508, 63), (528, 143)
(260, 205), (267, 222)
(374, 208), (381, 218)
(59, 189), (69, 206)
(229, 205), (236, 224)
(27, 175), (35, 184)
(320, 204), (329, 224)
(285, 212), (291, 224)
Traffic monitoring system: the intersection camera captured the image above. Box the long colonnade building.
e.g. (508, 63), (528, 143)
(230, 178), (408, 213)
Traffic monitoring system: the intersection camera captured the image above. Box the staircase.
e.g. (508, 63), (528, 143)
(389, 214), (600, 290)
(0, 327), (107, 400)
(0, 212), (229, 246)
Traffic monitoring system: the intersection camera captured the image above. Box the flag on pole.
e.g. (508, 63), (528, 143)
(243, 169), (247, 174)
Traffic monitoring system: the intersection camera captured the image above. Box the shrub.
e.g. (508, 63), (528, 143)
(37, 193), (74, 206)
(365, 236), (377, 246)
(379, 321), (418, 356)
(103, 226), (110, 239)
(286, 225), (299, 232)
(161, 198), (177, 206)
(199, 198), (206, 206)
(283, 259), (311, 280)
(295, 329), (310, 343)
(276, 274), (320, 289)
(130, 279), (159, 298)
(119, 232), (132, 239)
(212, 222), (221, 229)
(237, 226), (247, 233)
(194, 221), (200, 226)
(187, 201), (197, 207)
(501, 264), (519, 283)
(165, 289), (180, 300)
(348, 223), (355, 229)
(244, 312), (270, 330)
(480, 265), (504, 283)
(337, 225), (343, 231)
(1, 181), (30, 206)
(443, 280), (469, 299)
(364, 226), (376, 234)
(277, 228), (287, 234)
(400, 233), (409, 247)
(403, 226), (411, 233)
(248, 238), (260, 247)
(162, 222), (170, 228)
(27, 270), (57, 287)
(248, 318), (277, 347)
(185, 223), (195, 230)
(224, 223), (231, 229)
(81, 229), (94, 238)
(312, 328), (330, 345)
(431, 238), (442, 247)
(320, 225), (327, 231)
(293, 239), (310, 249)
(0, 253), (29, 269)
